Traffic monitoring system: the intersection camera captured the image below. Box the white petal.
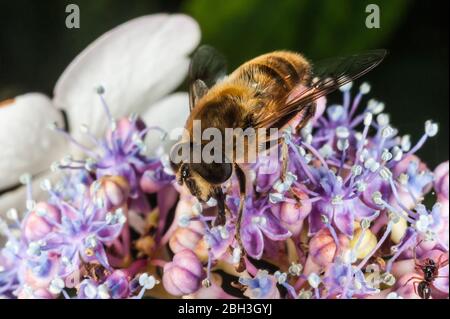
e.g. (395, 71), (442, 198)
(0, 94), (67, 191)
(53, 14), (200, 148)
(0, 171), (58, 217)
(141, 92), (190, 154)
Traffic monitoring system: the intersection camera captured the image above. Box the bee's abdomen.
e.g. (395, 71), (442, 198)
(230, 51), (310, 98)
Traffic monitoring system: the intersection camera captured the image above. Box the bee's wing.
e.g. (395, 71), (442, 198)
(189, 45), (228, 111)
(253, 49), (387, 129)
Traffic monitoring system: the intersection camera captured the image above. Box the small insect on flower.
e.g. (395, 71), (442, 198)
(403, 242), (449, 299)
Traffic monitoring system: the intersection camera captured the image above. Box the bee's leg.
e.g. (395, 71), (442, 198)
(294, 102), (316, 134)
(213, 187), (226, 227)
(234, 164), (247, 272)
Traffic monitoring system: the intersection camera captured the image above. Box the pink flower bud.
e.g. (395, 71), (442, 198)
(23, 202), (61, 242)
(106, 117), (146, 144)
(308, 229), (348, 267)
(434, 161), (449, 201)
(169, 221), (208, 260)
(279, 190), (311, 224)
(163, 249), (205, 296)
(90, 175), (130, 211)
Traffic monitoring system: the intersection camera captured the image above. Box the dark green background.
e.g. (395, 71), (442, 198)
(0, 0), (448, 166)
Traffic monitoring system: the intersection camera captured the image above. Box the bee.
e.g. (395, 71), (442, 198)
(170, 45), (386, 271)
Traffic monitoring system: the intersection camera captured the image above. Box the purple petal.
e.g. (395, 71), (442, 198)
(333, 206), (354, 237)
(242, 225), (264, 259)
(260, 211), (291, 240)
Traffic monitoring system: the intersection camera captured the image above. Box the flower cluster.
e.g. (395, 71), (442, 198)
(159, 82), (448, 299)
(0, 91), (169, 299)
(1, 81), (448, 299)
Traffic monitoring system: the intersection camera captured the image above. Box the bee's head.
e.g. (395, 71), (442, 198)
(169, 141), (232, 202)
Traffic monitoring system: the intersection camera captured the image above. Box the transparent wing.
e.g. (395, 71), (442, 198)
(189, 45), (228, 111)
(254, 49), (387, 129)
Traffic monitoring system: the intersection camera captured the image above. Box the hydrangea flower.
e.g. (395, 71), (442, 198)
(0, 14), (200, 213)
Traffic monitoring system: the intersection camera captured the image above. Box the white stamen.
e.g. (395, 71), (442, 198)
(355, 180), (367, 192)
(381, 149), (393, 162)
(307, 273), (321, 289)
(95, 85), (105, 95)
(336, 126), (350, 139)
(363, 112), (373, 126)
(359, 82), (371, 94)
(6, 208), (18, 221)
(269, 192), (284, 204)
(331, 195), (344, 206)
(367, 99), (384, 114)
(339, 82), (353, 92)
(40, 179), (52, 191)
(379, 167), (392, 181)
(425, 120), (439, 137)
(49, 277), (65, 295)
(372, 192), (384, 206)
(289, 263), (303, 276)
(391, 146), (403, 162)
(400, 135), (411, 152)
(274, 271), (287, 284)
(319, 144), (333, 159)
(364, 158), (380, 173)
(19, 173), (32, 185)
(337, 138), (349, 151)
(381, 126), (394, 139)
(138, 273), (157, 290)
(376, 113), (390, 127)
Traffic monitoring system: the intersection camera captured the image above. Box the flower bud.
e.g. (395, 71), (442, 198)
(350, 227), (377, 260)
(279, 190), (311, 224)
(106, 116), (146, 145)
(390, 216), (407, 244)
(163, 249), (205, 296)
(308, 229), (348, 267)
(23, 202), (61, 242)
(169, 221), (208, 261)
(90, 175), (130, 211)
(104, 270), (130, 299)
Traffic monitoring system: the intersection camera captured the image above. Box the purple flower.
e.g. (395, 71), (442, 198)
(239, 270), (280, 299)
(228, 197), (290, 259)
(323, 260), (378, 298)
(51, 94), (173, 213)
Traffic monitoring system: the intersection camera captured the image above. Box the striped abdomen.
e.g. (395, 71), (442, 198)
(227, 51), (311, 102)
